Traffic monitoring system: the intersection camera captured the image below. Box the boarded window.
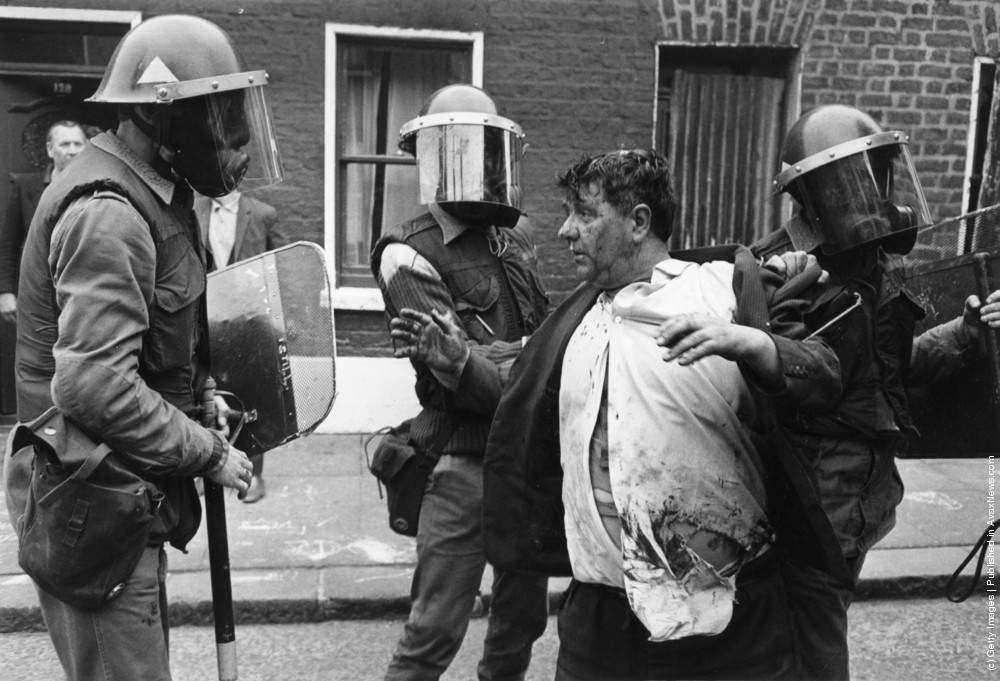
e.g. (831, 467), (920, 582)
(656, 46), (797, 250)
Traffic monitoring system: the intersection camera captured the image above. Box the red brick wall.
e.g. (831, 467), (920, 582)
(8, 0), (999, 354)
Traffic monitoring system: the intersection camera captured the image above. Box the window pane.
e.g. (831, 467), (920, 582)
(382, 164), (420, 237)
(337, 38), (471, 284)
(343, 163), (375, 269)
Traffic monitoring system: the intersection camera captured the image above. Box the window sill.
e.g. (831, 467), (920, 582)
(331, 286), (384, 311)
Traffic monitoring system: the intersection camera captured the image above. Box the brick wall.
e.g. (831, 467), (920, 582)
(9, 0), (1000, 354)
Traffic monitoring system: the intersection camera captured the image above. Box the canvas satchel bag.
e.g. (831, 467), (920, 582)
(4, 406), (164, 610)
(366, 418), (454, 537)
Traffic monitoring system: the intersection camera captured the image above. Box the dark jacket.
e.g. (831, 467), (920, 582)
(0, 169), (48, 294)
(12, 131), (221, 548)
(371, 211), (549, 457)
(753, 228), (972, 564)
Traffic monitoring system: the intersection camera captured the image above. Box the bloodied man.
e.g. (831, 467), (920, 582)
(396, 149), (831, 680)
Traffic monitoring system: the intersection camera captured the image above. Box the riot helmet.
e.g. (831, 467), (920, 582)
(88, 14), (283, 197)
(773, 105), (929, 256)
(399, 84), (524, 227)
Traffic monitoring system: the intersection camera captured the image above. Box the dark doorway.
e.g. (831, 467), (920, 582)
(0, 11), (135, 415)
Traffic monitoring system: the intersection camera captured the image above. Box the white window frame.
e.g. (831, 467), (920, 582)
(0, 6), (140, 25)
(324, 23), (483, 311)
(962, 56), (996, 215)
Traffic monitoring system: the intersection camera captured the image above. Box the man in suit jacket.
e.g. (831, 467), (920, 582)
(195, 190), (290, 502)
(0, 120), (88, 325)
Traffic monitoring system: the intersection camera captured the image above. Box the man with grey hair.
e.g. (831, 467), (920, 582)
(0, 119), (89, 326)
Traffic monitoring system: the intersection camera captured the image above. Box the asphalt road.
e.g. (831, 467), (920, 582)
(0, 597), (991, 680)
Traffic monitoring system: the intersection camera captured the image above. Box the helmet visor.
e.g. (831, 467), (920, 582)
(414, 122), (523, 217)
(203, 84), (284, 194)
(786, 142), (930, 255)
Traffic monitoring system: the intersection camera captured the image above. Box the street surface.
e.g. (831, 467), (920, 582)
(0, 597), (991, 680)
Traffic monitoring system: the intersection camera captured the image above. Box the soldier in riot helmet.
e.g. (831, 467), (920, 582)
(657, 104), (1000, 680)
(370, 83), (550, 680)
(764, 105), (1000, 581)
(4, 15), (282, 680)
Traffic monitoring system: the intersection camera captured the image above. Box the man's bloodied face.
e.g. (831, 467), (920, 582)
(558, 181), (638, 289)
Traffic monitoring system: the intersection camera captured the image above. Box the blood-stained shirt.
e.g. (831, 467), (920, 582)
(559, 257), (773, 641)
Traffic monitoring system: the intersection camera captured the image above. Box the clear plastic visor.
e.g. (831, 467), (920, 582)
(785, 143), (930, 255)
(414, 123), (523, 213)
(203, 84), (284, 193)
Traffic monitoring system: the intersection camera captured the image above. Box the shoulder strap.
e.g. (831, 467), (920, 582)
(424, 419), (456, 463)
(69, 444), (114, 482)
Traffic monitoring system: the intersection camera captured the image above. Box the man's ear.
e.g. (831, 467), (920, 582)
(631, 203), (652, 242)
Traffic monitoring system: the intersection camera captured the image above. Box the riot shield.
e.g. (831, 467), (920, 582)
(203, 241), (336, 680)
(899, 203), (1000, 458)
(207, 241), (337, 452)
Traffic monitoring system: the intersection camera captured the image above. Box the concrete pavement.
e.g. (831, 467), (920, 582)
(0, 432), (996, 632)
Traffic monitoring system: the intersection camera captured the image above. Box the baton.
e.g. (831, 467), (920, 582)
(201, 376), (239, 681)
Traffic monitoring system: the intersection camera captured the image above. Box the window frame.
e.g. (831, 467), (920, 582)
(324, 23), (483, 311)
(0, 7), (141, 76)
(961, 56), (997, 217)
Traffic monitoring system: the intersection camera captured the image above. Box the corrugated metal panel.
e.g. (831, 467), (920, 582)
(668, 69), (785, 249)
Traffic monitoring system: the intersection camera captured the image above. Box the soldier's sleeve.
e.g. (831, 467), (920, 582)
(48, 193), (219, 477)
(909, 315), (977, 385)
(377, 242), (518, 416)
(752, 265), (848, 411)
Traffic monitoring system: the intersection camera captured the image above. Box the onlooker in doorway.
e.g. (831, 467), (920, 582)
(0, 119), (89, 325)
(195, 189), (289, 503)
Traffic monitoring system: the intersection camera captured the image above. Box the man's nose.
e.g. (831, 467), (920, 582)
(557, 217), (577, 241)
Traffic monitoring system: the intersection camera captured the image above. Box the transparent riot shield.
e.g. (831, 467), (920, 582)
(898, 203), (1000, 458)
(207, 241), (337, 453)
(203, 241), (336, 681)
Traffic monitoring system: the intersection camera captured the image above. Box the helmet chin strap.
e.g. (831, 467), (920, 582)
(128, 104), (176, 160)
(129, 105), (167, 143)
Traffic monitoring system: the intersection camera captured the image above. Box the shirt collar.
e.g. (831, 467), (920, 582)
(428, 203), (472, 244)
(650, 257), (695, 284)
(90, 131), (176, 206)
(212, 192), (241, 213)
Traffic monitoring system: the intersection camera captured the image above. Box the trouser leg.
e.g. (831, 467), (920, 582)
(477, 568), (549, 681)
(38, 545), (172, 681)
(782, 558), (853, 681)
(385, 455), (487, 681)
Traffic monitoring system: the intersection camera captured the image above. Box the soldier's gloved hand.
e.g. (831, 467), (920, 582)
(764, 251), (829, 284)
(390, 307), (470, 377)
(205, 433), (254, 499)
